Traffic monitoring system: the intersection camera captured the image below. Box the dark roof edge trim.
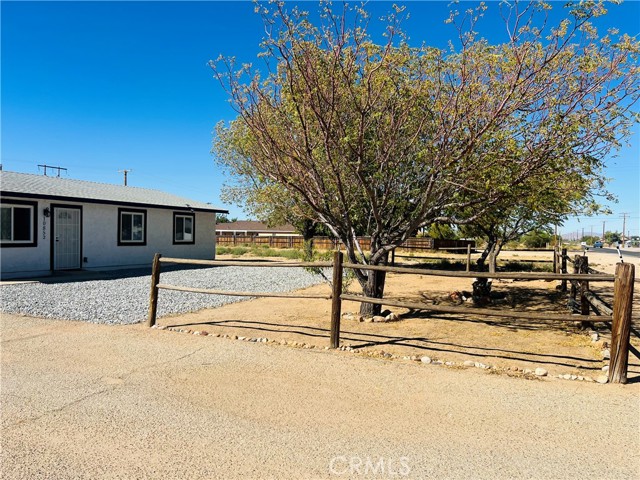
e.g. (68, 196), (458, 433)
(0, 191), (229, 214)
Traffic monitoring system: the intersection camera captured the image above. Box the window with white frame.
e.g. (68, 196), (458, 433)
(174, 212), (195, 244)
(0, 201), (37, 247)
(118, 208), (146, 245)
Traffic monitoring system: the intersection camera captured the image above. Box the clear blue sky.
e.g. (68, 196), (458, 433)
(2, 1), (638, 238)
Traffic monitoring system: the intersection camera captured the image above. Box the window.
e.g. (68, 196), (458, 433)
(0, 201), (37, 247)
(174, 212), (195, 244)
(118, 208), (146, 246)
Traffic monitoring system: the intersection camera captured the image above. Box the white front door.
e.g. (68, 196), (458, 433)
(54, 207), (81, 270)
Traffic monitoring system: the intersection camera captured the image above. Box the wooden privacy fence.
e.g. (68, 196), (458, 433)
(216, 235), (474, 252)
(147, 252), (635, 384)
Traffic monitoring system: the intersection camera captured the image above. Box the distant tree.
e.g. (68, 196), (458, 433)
(212, 1), (639, 315)
(521, 230), (554, 249)
(216, 214), (238, 224)
(604, 231), (622, 244)
(581, 235), (600, 245)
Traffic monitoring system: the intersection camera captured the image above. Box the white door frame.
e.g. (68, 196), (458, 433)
(51, 204), (83, 271)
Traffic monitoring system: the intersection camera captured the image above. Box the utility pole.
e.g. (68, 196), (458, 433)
(118, 169), (132, 186)
(602, 221), (605, 240)
(620, 213), (629, 247)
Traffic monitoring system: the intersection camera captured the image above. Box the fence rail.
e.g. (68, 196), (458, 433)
(147, 250), (634, 384)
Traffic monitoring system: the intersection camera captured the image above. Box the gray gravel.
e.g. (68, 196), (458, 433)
(0, 266), (327, 325)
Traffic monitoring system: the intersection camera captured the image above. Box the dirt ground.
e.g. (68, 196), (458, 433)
(159, 249), (640, 382)
(4, 313), (638, 479)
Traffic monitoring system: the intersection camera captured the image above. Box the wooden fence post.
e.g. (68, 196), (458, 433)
(578, 256), (591, 329)
(553, 246), (558, 274)
(561, 248), (567, 292)
(330, 251), (344, 349)
(147, 253), (162, 327)
(609, 263), (635, 384)
(570, 255), (580, 302)
(466, 244), (472, 272)
(391, 248), (396, 267)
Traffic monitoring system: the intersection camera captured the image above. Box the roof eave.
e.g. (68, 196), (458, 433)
(1, 190), (228, 214)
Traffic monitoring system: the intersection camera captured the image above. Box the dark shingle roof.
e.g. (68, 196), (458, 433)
(0, 171), (227, 213)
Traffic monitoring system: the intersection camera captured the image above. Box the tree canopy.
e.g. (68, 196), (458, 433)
(212, 0), (639, 314)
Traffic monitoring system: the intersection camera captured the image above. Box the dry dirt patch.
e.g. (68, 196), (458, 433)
(159, 253), (639, 381)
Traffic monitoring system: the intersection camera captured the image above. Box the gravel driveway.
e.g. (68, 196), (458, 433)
(0, 266), (327, 325)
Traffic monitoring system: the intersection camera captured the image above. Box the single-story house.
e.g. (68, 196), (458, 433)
(0, 171), (227, 279)
(216, 221), (299, 237)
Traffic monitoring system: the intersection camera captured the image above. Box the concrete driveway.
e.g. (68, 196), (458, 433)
(2, 314), (639, 479)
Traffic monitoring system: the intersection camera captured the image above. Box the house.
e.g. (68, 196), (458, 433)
(216, 220), (299, 237)
(0, 171), (227, 279)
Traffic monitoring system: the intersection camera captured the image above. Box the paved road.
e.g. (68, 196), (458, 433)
(2, 314), (639, 479)
(585, 246), (640, 261)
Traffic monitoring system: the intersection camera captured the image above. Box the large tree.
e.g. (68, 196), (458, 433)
(212, 1), (639, 315)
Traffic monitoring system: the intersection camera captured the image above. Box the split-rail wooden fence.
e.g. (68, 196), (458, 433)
(148, 251), (635, 384)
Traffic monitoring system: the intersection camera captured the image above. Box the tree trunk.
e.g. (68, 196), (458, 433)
(300, 220), (316, 262)
(487, 240), (502, 273)
(473, 238), (500, 305)
(358, 249), (389, 317)
(359, 268), (387, 316)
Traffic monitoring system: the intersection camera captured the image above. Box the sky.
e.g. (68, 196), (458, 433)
(2, 0), (639, 239)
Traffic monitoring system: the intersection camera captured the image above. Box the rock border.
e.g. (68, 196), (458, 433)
(151, 325), (609, 384)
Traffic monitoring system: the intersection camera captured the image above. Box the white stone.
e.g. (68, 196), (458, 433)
(534, 368), (548, 377)
(420, 356), (432, 364)
(591, 333), (599, 342)
(602, 365), (609, 372)
(372, 315), (386, 323)
(463, 360), (476, 367)
(601, 349), (610, 359)
(596, 375), (609, 384)
(562, 374), (572, 380)
(385, 312), (399, 322)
